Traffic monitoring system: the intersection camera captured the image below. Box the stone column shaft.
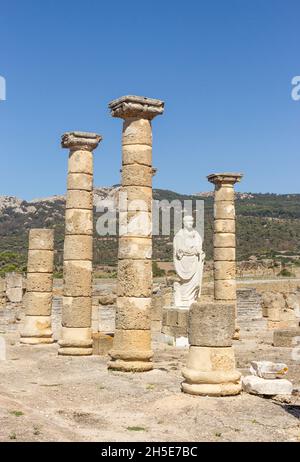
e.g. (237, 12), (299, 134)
(181, 302), (241, 396)
(108, 95), (164, 372)
(20, 229), (54, 344)
(208, 172), (242, 339)
(58, 131), (102, 356)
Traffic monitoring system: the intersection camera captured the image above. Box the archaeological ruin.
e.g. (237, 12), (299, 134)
(59, 131), (102, 356)
(20, 229), (54, 344)
(0, 95), (299, 443)
(107, 95), (164, 372)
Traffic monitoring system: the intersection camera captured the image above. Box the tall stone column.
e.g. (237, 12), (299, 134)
(58, 131), (102, 356)
(108, 95), (164, 372)
(207, 173), (243, 340)
(20, 229), (54, 344)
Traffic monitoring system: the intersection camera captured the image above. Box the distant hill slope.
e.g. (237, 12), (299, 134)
(0, 188), (299, 270)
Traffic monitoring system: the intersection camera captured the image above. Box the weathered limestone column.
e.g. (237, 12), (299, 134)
(58, 131), (102, 356)
(20, 229), (54, 344)
(207, 173), (242, 340)
(108, 95), (164, 372)
(181, 302), (241, 396)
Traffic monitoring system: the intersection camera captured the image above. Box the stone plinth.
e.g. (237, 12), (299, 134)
(6, 272), (23, 303)
(273, 328), (300, 347)
(20, 229), (54, 344)
(107, 95), (164, 372)
(181, 301), (241, 396)
(58, 131), (102, 356)
(162, 307), (189, 341)
(208, 172), (243, 340)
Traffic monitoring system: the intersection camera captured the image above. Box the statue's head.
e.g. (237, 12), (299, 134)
(183, 215), (194, 231)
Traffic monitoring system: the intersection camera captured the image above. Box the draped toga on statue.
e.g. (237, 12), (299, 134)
(173, 217), (205, 309)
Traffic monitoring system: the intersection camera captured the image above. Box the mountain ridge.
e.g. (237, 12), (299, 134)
(0, 187), (299, 272)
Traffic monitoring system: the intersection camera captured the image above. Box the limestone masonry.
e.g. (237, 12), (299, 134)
(108, 95), (164, 372)
(20, 229), (54, 344)
(208, 173), (243, 340)
(58, 131), (102, 356)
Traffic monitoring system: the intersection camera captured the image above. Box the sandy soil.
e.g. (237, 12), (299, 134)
(0, 328), (299, 443)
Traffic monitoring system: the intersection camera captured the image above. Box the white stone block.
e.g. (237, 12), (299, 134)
(175, 336), (189, 348)
(250, 361), (288, 379)
(242, 375), (293, 396)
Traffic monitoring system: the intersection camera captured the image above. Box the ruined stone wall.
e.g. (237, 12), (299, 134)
(261, 290), (300, 329)
(237, 278), (300, 293)
(1, 274), (300, 338)
(0, 274), (24, 332)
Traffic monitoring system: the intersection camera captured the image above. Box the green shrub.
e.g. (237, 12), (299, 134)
(152, 261), (165, 277)
(277, 268), (294, 278)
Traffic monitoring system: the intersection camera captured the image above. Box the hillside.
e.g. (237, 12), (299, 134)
(0, 187), (299, 273)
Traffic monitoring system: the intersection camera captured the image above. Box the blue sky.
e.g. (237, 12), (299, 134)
(0, 0), (299, 199)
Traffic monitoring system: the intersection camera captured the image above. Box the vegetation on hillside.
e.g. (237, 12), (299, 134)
(0, 190), (299, 269)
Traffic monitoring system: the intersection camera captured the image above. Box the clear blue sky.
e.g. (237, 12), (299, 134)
(0, 0), (299, 199)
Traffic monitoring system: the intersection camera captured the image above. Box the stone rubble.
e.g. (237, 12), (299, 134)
(249, 360), (288, 379)
(242, 375), (293, 396)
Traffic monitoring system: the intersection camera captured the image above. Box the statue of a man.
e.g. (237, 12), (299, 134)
(173, 215), (205, 309)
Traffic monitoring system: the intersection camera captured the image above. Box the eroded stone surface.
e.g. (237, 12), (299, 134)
(115, 297), (151, 330)
(62, 131), (102, 151)
(242, 375), (293, 396)
(117, 260), (152, 298)
(109, 95), (164, 120)
(63, 261), (92, 297)
(250, 361), (288, 379)
(27, 250), (54, 273)
(28, 229), (54, 251)
(62, 296), (92, 328)
(182, 346), (241, 396)
(188, 302), (235, 347)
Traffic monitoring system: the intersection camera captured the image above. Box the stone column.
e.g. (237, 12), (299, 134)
(20, 229), (54, 344)
(58, 131), (102, 356)
(181, 302), (241, 396)
(207, 173), (242, 340)
(108, 95), (164, 372)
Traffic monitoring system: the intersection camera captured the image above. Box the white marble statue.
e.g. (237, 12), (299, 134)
(173, 215), (205, 309)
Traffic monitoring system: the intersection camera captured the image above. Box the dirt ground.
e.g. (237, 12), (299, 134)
(0, 327), (299, 443)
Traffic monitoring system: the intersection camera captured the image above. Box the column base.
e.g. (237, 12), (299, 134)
(182, 381), (241, 396)
(20, 337), (54, 345)
(181, 346), (241, 397)
(108, 358), (153, 372)
(108, 329), (153, 372)
(20, 316), (53, 345)
(58, 327), (93, 356)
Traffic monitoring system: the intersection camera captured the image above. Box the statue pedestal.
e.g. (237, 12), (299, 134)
(161, 306), (189, 348)
(174, 304), (190, 311)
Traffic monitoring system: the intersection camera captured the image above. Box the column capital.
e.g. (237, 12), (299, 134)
(207, 172), (243, 186)
(61, 131), (102, 151)
(109, 95), (164, 120)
